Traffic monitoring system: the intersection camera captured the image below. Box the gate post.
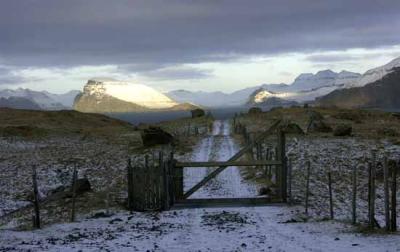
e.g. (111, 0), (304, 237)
(172, 158), (184, 201)
(277, 130), (287, 202)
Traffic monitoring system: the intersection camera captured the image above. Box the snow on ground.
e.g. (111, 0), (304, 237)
(1, 120), (399, 251)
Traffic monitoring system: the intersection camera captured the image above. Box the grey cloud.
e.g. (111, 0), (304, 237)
(0, 67), (26, 85)
(0, 0), (399, 71)
(139, 66), (213, 81)
(305, 54), (359, 63)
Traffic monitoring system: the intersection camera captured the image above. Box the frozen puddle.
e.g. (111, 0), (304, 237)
(183, 120), (258, 198)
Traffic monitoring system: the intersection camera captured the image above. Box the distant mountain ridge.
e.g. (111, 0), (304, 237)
(0, 96), (42, 110)
(0, 88), (80, 110)
(168, 69), (361, 107)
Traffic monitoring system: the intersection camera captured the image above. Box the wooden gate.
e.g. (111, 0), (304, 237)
(127, 153), (175, 211)
(126, 119), (288, 211)
(173, 119), (288, 208)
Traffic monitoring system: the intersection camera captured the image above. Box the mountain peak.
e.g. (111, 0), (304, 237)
(294, 73), (314, 81)
(315, 69), (337, 78)
(75, 79), (179, 112)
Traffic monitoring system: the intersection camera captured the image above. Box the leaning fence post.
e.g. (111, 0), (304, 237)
(390, 160), (397, 232)
(328, 170), (334, 220)
(70, 164), (78, 222)
(383, 157), (390, 231)
(305, 160), (311, 215)
(32, 165), (41, 229)
(352, 165), (357, 225)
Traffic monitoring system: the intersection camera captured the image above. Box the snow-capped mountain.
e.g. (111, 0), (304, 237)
(74, 79), (185, 113)
(317, 66), (400, 109)
(168, 69), (361, 107)
(0, 88), (78, 110)
(347, 56), (400, 88)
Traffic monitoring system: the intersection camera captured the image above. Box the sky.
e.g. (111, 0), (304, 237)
(1, 0), (400, 94)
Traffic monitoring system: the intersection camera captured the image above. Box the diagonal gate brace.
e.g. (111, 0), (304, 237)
(183, 119), (282, 199)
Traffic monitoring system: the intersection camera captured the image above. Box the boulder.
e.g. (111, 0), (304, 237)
(141, 126), (174, 147)
(307, 119), (332, 133)
(72, 178), (92, 195)
(248, 107), (262, 114)
(191, 108), (205, 118)
(46, 178), (92, 200)
(333, 124), (352, 136)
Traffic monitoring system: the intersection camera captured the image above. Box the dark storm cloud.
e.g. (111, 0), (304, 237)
(0, 0), (399, 70)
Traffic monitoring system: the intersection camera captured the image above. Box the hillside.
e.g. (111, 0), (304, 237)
(316, 67), (400, 110)
(0, 108), (138, 138)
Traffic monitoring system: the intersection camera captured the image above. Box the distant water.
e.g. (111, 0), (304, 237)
(106, 111), (191, 125)
(106, 107), (251, 125)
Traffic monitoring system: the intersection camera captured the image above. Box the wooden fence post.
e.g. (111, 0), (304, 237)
(127, 158), (134, 211)
(264, 148), (270, 177)
(352, 165), (357, 225)
(390, 160), (397, 232)
(276, 131), (286, 201)
(383, 157), (390, 231)
(305, 160), (311, 215)
(162, 158), (170, 210)
(288, 158), (292, 205)
(368, 161), (376, 229)
(173, 160), (183, 201)
(328, 170), (334, 220)
(32, 165), (41, 229)
(70, 164), (78, 222)
(168, 152), (175, 206)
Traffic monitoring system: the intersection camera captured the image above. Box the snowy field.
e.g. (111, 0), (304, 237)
(1, 120), (399, 251)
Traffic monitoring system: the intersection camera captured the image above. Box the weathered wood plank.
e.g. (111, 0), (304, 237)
(175, 160), (282, 168)
(173, 197), (284, 209)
